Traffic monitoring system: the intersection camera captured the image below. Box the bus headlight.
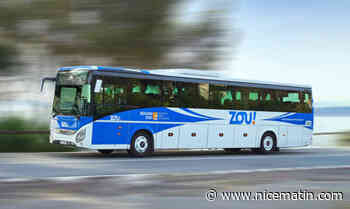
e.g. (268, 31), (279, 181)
(76, 128), (86, 143)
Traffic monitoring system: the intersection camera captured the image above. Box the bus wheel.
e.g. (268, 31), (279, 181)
(129, 131), (153, 157)
(259, 133), (276, 154)
(98, 149), (114, 155)
(224, 148), (241, 153)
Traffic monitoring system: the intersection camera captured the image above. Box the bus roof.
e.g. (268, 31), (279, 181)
(58, 66), (312, 90)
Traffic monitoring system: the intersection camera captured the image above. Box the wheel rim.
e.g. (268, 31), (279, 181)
(263, 136), (274, 151)
(135, 136), (148, 153)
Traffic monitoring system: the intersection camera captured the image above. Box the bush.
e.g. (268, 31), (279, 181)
(0, 117), (76, 152)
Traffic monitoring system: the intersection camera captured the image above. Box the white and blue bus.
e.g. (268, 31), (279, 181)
(42, 66), (313, 156)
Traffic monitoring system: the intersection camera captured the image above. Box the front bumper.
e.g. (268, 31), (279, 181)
(50, 129), (77, 146)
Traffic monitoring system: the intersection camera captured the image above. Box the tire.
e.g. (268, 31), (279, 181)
(98, 149), (114, 155)
(129, 131), (153, 157)
(224, 148), (241, 153)
(258, 133), (276, 154)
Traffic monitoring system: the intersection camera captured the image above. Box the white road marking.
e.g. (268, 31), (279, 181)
(1, 165), (350, 183)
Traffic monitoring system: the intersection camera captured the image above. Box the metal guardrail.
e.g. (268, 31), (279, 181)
(0, 130), (349, 136)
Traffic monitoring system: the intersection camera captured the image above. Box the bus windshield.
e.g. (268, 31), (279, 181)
(53, 70), (91, 116)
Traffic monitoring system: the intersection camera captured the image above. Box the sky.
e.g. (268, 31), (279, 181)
(3, 0), (349, 110)
(228, 0), (350, 107)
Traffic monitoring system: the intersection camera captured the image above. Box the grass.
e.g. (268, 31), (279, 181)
(0, 117), (76, 152)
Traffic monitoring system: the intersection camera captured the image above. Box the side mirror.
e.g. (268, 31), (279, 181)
(40, 77), (56, 92)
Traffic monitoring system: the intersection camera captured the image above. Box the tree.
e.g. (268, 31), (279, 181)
(0, 0), (236, 70)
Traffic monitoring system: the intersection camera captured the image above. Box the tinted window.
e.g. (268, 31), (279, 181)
(299, 91), (312, 113)
(127, 79), (163, 107)
(175, 82), (209, 108)
(259, 89), (276, 111)
(93, 76), (163, 110)
(92, 74), (312, 113)
(198, 83), (209, 108)
(209, 84), (233, 109)
(247, 88), (260, 110)
(162, 80), (177, 107)
(93, 76), (129, 118)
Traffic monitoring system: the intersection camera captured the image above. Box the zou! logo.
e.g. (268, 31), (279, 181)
(229, 111), (256, 125)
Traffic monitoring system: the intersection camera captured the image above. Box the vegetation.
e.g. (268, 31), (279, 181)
(0, 117), (76, 152)
(0, 0), (234, 71)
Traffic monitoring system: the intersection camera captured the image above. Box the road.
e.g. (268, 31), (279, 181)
(1, 148), (350, 209)
(0, 147), (350, 180)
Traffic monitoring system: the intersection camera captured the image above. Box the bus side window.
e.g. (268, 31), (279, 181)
(175, 82), (194, 108)
(233, 90), (242, 110)
(259, 89), (273, 111)
(174, 82), (208, 108)
(162, 80), (177, 107)
(280, 91), (300, 112)
(198, 83), (209, 108)
(248, 90), (259, 110)
(300, 91), (312, 113)
(127, 79), (148, 107)
(114, 79), (127, 105)
(143, 80), (162, 107)
(209, 84), (220, 109)
(93, 77), (104, 116)
(209, 84), (233, 109)
(305, 92), (312, 112)
(103, 84), (114, 104)
(221, 90), (233, 108)
(265, 93), (271, 101)
(240, 88), (250, 110)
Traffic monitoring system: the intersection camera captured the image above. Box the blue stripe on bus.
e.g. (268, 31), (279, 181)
(180, 108), (221, 120)
(92, 122), (183, 145)
(91, 107), (222, 145)
(264, 113), (313, 130)
(99, 107), (221, 123)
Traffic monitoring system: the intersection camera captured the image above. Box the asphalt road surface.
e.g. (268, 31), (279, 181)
(1, 147), (350, 179)
(1, 147), (350, 209)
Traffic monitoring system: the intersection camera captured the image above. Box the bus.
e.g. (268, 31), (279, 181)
(41, 66), (313, 157)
